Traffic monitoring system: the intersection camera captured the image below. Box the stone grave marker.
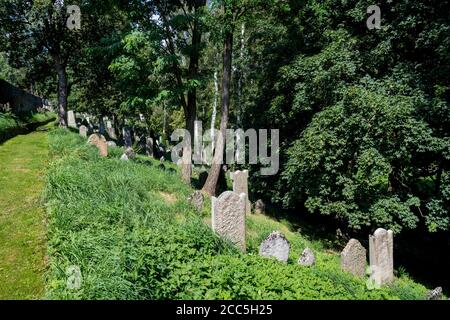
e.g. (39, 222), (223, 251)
(230, 170), (251, 215)
(341, 239), (367, 277)
(212, 191), (246, 252)
(259, 231), (290, 263)
(369, 228), (394, 286)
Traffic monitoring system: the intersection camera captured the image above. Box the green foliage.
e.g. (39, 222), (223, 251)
(44, 129), (430, 300)
(0, 111), (56, 143)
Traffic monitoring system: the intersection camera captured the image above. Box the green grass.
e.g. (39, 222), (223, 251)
(43, 128), (433, 300)
(0, 111), (56, 143)
(0, 131), (49, 299)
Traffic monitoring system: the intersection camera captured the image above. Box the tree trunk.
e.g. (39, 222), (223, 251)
(211, 70), (219, 152)
(181, 1), (205, 184)
(55, 61), (68, 127)
(202, 30), (233, 196)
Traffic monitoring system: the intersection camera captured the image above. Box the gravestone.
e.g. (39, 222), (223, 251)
(188, 191), (204, 211)
(146, 137), (154, 157)
(123, 127), (132, 148)
(67, 110), (77, 128)
(107, 141), (117, 148)
(107, 121), (117, 140)
(369, 228), (394, 286)
(230, 170), (251, 215)
(212, 191), (246, 252)
(88, 133), (108, 157)
(120, 154), (129, 161)
(254, 199), (266, 214)
(426, 287), (443, 300)
(259, 231), (290, 263)
(124, 147), (136, 160)
(341, 239), (367, 277)
(79, 125), (87, 138)
(298, 248), (315, 266)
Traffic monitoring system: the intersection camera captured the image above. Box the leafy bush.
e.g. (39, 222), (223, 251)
(44, 129), (430, 300)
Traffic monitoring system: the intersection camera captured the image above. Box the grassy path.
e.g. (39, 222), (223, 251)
(0, 131), (48, 299)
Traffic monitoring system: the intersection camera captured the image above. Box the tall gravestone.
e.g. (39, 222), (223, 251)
(123, 127), (132, 148)
(212, 191), (246, 252)
(369, 228), (394, 286)
(341, 239), (367, 277)
(259, 231), (290, 263)
(107, 121), (117, 140)
(230, 170), (251, 215)
(67, 110), (77, 128)
(79, 125), (87, 138)
(146, 137), (154, 157)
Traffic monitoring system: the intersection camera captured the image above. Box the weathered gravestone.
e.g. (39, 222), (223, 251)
(341, 239), (367, 277)
(369, 228), (394, 286)
(88, 133), (108, 157)
(107, 141), (117, 148)
(146, 137), (154, 157)
(259, 231), (290, 263)
(188, 191), (204, 211)
(254, 199), (266, 214)
(79, 125), (87, 138)
(107, 121), (117, 140)
(298, 248), (316, 266)
(212, 191), (246, 252)
(67, 110), (77, 128)
(122, 127), (132, 148)
(426, 287), (443, 300)
(124, 147), (136, 160)
(230, 170), (251, 215)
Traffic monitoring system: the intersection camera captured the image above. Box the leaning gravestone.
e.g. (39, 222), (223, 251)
(369, 228), (394, 286)
(88, 133), (108, 157)
(67, 110), (77, 128)
(230, 170), (251, 215)
(79, 125), (87, 138)
(341, 239), (367, 277)
(259, 231), (290, 263)
(212, 191), (246, 252)
(298, 248), (315, 266)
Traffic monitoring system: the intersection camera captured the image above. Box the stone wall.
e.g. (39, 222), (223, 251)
(0, 79), (47, 115)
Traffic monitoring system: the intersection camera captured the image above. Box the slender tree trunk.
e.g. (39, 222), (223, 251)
(211, 70), (219, 152)
(203, 30), (233, 196)
(55, 61), (68, 127)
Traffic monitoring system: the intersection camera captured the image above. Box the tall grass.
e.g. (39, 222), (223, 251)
(44, 128), (430, 300)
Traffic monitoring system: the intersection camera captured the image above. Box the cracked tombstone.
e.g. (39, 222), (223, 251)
(88, 133), (108, 157)
(79, 125), (87, 138)
(341, 239), (367, 277)
(259, 231), (290, 263)
(212, 191), (246, 252)
(369, 228), (394, 286)
(230, 170), (251, 215)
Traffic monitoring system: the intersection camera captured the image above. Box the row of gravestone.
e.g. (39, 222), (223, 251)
(204, 169), (397, 288)
(210, 189), (395, 287)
